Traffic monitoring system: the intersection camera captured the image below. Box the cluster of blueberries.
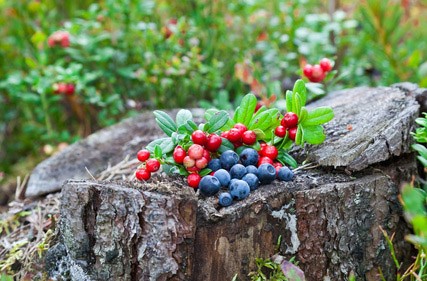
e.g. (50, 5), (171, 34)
(199, 148), (294, 207)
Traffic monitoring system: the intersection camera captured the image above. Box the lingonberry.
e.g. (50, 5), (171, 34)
(233, 140), (243, 149)
(282, 112), (298, 128)
(274, 126), (287, 138)
(255, 102), (263, 112)
(242, 130), (256, 145)
(258, 156), (274, 166)
(191, 130), (207, 145)
(202, 149), (211, 162)
(205, 134), (222, 152)
(309, 64), (326, 83)
(183, 156), (196, 168)
(319, 58), (333, 72)
(137, 149), (150, 162)
(221, 131), (229, 139)
(288, 127), (297, 141)
(227, 128), (242, 143)
(65, 84), (75, 95)
(145, 158), (160, 172)
(234, 123), (247, 134)
(263, 145), (278, 160)
(187, 166), (201, 173)
(53, 83), (67, 94)
(303, 64), (313, 78)
(196, 157), (208, 169)
(187, 173), (201, 188)
(188, 144), (204, 160)
(135, 168), (151, 181)
(173, 146), (186, 164)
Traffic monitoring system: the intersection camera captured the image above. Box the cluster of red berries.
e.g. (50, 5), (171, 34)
(274, 112), (299, 141)
(221, 123), (257, 148)
(303, 58), (333, 83)
(258, 143), (284, 173)
(53, 82), (75, 95)
(48, 31), (70, 48)
(135, 150), (161, 181)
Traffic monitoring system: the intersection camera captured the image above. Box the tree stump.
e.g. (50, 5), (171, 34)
(46, 83), (425, 281)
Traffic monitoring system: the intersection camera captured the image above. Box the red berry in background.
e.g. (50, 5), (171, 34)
(258, 156), (274, 166)
(196, 157), (208, 169)
(255, 102), (263, 112)
(48, 37), (55, 47)
(288, 127), (297, 141)
(65, 83), (75, 95)
(205, 134), (222, 152)
(53, 82), (67, 94)
(187, 173), (201, 188)
(188, 144), (204, 160)
(309, 64), (326, 83)
(234, 123), (247, 134)
(135, 168), (151, 181)
(242, 130), (256, 145)
(319, 58), (333, 72)
(303, 64), (313, 78)
(274, 126), (287, 138)
(282, 112), (298, 128)
(60, 34), (70, 48)
(137, 149), (150, 162)
(263, 145), (278, 160)
(183, 156), (196, 168)
(146, 158), (161, 172)
(202, 149), (211, 162)
(173, 146), (186, 164)
(227, 128), (242, 143)
(191, 130), (207, 145)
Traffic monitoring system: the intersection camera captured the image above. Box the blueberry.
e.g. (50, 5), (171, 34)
(229, 178), (239, 187)
(229, 180), (250, 200)
(207, 159), (221, 172)
(257, 163), (276, 184)
(277, 166), (294, 182)
(239, 148), (259, 166)
(229, 164), (247, 179)
(218, 192), (233, 207)
(220, 150), (239, 170)
(214, 169), (231, 187)
(242, 173), (260, 191)
(199, 175), (221, 196)
(246, 165), (258, 176)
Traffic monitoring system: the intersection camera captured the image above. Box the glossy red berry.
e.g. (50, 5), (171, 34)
(146, 158), (160, 172)
(137, 149), (150, 162)
(135, 168), (151, 181)
(258, 156), (274, 166)
(263, 145), (278, 160)
(282, 112), (298, 128)
(259, 142), (268, 156)
(173, 146), (186, 164)
(191, 130), (207, 145)
(233, 141), (243, 149)
(196, 157), (208, 169)
(234, 123), (247, 134)
(187, 173), (201, 188)
(274, 126), (287, 138)
(202, 149), (211, 162)
(288, 127), (297, 141)
(183, 156), (196, 168)
(319, 58), (333, 72)
(227, 128), (242, 143)
(255, 102), (263, 112)
(205, 134), (222, 152)
(221, 131), (229, 138)
(303, 64), (313, 78)
(186, 166), (201, 173)
(309, 64), (326, 83)
(65, 84), (75, 95)
(273, 162), (283, 168)
(242, 130), (256, 145)
(188, 144), (204, 160)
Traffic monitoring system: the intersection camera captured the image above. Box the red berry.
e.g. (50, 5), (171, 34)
(186, 166), (200, 173)
(258, 156), (274, 166)
(288, 127), (297, 141)
(146, 158), (160, 172)
(196, 157), (208, 169)
(275, 165), (282, 175)
(259, 142), (268, 156)
(135, 168), (151, 181)
(173, 146), (186, 164)
(183, 156), (196, 168)
(263, 145), (278, 160)
(273, 162), (283, 168)
(221, 131), (229, 138)
(233, 141), (243, 149)
(319, 58), (333, 72)
(48, 37), (56, 47)
(233, 123), (247, 134)
(255, 102), (263, 112)
(227, 128), (242, 143)
(60, 34), (70, 48)
(191, 130), (207, 145)
(309, 64), (326, 83)
(187, 173), (201, 188)
(205, 134), (222, 152)
(137, 149), (150, 162)
(65, 84), (75, 95)
(274, 126), (287, 138)
(54, 82), (67, 94)
(242, 130), (256, 145)
(282, 112), (298, 128)
(303, 64), (313, 78)
(202, 149), (211, 162)
(188, 144), (204, 160)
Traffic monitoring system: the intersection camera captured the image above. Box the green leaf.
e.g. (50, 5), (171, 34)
(295, 126), (304, 146)
(154, 145), (163, 158)
(218, 137), (234, 153)
(292, 79), (307, 106)
(204, 108), (219, 120)
(285, 90), (293, 113)
(153, 110), (177, 136)
(277, 151), (298, 168)
(253, 129), (266, 139)
(302, 125), (326, 145)
(233, 94), (257, 126)
(299, 107), (308, 123)
(302, 107), (334, 126)
(146, 137), (175, 154)
(249, 108), (280, 131)
(200, 168), (213, 177)
(205, 110), (230, 133)
(292, 92), (302, 116)
(176, 109), (193, 127)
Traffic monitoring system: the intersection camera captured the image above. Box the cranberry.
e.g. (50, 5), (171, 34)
(234, 123), (247, 134)
(319, 58), (333, 72)
(259, 142), (268, 156)
(242, 130), (256, 145)
(274, 126), (287, 138)
(258, 156), (274, 166)
(137, 149), (150, 162)
(202, 149), (211, 162)
(288, 127), (297, 141)
(227, 128), (242, 143)
(173, 146), (186, 164)
(188, 144), (204, 160)
(195, 157), (208, 169)
(205, 134), (222, 152)
(187, 173), (201, 188)
(303, 64), (313, 78)
(282, 112), (298, 128)
(221, 131), (229, 139)
(183, 156), (196, 168)
(191, 130), (207, 145)
(309, 64), (326, 83)
(135, 168), (151, 181)
(145, 158), (160, 172)
(263, 145), (278, 160)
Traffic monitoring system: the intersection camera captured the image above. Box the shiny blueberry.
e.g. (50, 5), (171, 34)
(277, 166), (294, 182)
(207, 159), (221, 172)
(246, 165), (258, 176)
(239, 148), (259, 167)
(229, 180), (250, 200)
(230, 164), (247, 179)
(220, 150), (239, 170)
(214, 169), (231, 187)
(199, 175), (221, 197)
(242, 173), (260, 191)
(257, 163), (276, 184)
(218, 192), (233, 207)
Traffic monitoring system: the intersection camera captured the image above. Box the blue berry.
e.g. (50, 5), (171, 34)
(229, 180), (250, 200)
(277, 166), (294, 182)
(220, 150), (239, 170)
(199, 175), (221, 197)
(229, 164), (247, 179)
(239, 148), (259, 166)
(214, 169), (231, 187)
(257, 163), (276, 184)
(218, 192), (233, 207)
(246, 165), (258, 176)
(229, 178), (239, 187)
(242, 173), (260, 191)
(207, 159), (221, 172)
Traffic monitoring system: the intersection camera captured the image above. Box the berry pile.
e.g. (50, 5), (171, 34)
(274, 112), (299, 141)
(302, 58), (333, 83)
(221, 123), (256, 149)
(135, 149), (161, 181)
